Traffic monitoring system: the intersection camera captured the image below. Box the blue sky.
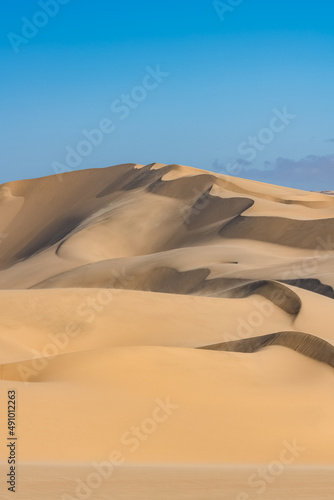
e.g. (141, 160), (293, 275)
(1, 0), (333, 190)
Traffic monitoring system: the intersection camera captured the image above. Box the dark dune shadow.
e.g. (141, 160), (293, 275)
(220, 215), (334, 249)
(148, 174), (217, 200)
(9, 215), (84, 263)
(192, 279), (302, 315)
(186, 191), (254, 230)
(280, 279), (334, 299)
(198, 331), (334, 369)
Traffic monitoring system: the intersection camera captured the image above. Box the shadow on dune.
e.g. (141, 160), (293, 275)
(32, 263), (302, 318)
(192, 279), (302, 315)
(1, 332), (333, 384)
(280, 279), (334, 299)
(148, 173), (216, 200)
(220, 215), (334, 249)
(198, 331), (334, 369)
(97, 163), (173, 196)
(185, 191), (254, 230)
(11, 215), (84, 263)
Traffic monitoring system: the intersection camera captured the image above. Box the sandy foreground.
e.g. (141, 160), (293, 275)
(0, 464), (334, 500)
(0, 163), (334, 498)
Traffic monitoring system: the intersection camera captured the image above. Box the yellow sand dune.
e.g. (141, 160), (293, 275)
(0, 163), (334, 497)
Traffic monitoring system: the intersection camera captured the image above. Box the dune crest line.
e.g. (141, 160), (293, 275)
(198, 331), (334, 369)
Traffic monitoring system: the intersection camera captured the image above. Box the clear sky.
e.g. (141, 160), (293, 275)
(1, 0), (333, 190)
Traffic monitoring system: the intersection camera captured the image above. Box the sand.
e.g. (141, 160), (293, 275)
(1, 464), (334, 500)
(0, 162), (333, 498)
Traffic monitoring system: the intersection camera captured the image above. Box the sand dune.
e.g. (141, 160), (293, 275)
(0, 163), (334, 497)
(0, 344), (334, 465)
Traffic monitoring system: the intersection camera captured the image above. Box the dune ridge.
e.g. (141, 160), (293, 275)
(1, 162), (334, 294)
(199, 331), (334, 369)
